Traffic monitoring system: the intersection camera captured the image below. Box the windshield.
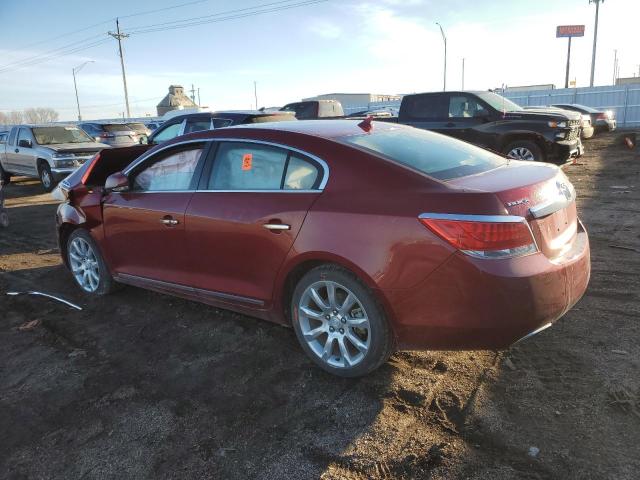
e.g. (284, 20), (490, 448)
(103, 124), (133, 133)
(476, 92), (523, 112)
(338, 126), (506, 181)
(32, 126), (94, 145)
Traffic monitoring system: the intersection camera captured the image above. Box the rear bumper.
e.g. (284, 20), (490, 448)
(384, 221), (590, 350)
(595, 119), (616, 132)
(547, 138), (582, 163)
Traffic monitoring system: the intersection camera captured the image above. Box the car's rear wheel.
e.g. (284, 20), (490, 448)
(67, 229), (116, 295)
(504, 140), (543, 162)
(38, 163), (55, 192)
(291, 265), (394, 377)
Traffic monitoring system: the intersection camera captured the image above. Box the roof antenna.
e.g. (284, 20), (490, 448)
(357, 115), (374, 133)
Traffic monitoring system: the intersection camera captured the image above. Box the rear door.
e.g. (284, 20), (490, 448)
(102, 141), (208, 285)
(184, 140), (326, 306)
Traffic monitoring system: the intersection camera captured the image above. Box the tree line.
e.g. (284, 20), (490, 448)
(0, 108), (60, 126)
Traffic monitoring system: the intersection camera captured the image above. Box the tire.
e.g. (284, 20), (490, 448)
(291, 265), (394, 377)
(38, 162), (56, 192)
(66, 229), (117, 295)
(503, 140), (543, 162)
(0, 164), (11, 185)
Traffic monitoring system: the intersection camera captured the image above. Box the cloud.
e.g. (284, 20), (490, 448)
(309, 20), (343, 39)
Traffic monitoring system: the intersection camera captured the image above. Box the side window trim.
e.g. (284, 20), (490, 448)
(197, 138), (329, 192)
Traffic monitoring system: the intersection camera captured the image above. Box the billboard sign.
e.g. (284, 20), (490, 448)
(556, 25), (585, 38)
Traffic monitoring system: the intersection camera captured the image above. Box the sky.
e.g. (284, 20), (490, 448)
(0, 0), (638, 121)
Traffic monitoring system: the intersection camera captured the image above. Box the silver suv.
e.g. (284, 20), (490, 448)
(0, 124), (109, 191)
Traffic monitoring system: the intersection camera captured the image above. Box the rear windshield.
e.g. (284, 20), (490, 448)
(33, 126), (93, 145)
(103, 124), (132, 132)
(127, 123), (148, 132)
(338, 126), (506, 181)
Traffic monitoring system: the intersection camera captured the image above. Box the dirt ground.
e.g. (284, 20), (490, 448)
(1, 132), (639, 480)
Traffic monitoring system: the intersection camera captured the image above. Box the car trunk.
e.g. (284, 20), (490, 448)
(448, 161), (578, 260)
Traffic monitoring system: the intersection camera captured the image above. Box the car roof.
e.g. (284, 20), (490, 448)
(209, 119), (404, 139)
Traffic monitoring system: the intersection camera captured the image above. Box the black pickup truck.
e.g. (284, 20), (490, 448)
(390, 91), (583, 163)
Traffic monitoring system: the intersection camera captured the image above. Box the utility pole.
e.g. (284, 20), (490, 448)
(72, 60), (94, 121)
(197, 88), (201, 106)
(613, 49), (617, 85)
(436, 23), (447, 91)
(254, 81), (258, 110)
(564, 37), (572, 89)
(461, 58), (465, 90)
(589, 0), (604, 87)
(189, 84), (196, 103)
(108, 18), (131, 119)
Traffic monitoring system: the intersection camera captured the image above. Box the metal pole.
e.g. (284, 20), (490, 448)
(254, 81), (258, 110)
(109, 19), (131, 118)
(436, 23), (447, 91)
(197, 88), (201, 106)
(73, 69), (81, 121)
(565, 37), (572, 89)
(589, 0), (602, 87)
(613, 49), (617, 85)
(462, 58), (465, 90)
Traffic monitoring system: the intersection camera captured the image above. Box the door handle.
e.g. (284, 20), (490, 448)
(14, 149), (19, 153)
(263, 223), (290, 231)
(161, 216), (179, 226)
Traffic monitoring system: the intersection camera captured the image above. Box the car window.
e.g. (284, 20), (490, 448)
(0, 133), (7, 144)
(8, 128), (17, 145)
(17, 128), (32, 145)
(184, 118), (211, 134)
(152, 121), (183, 144)
(132, 145), (204, 192)
(284, 154), (320, 190)
(448, 95), (485, 118)
(403, 95), (448, 120)
(212, 118), (233, 128)
(339, 126), (506, 181)
(208, 142), (288, 190)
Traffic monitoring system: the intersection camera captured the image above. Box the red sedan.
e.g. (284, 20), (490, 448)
(56, 120), (590, 377)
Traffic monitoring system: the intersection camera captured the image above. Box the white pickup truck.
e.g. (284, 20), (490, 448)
(0, 124), (109, 191)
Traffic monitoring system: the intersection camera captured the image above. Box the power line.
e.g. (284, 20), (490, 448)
(127, 0), (328, 35)
(108, 19), (131, 118)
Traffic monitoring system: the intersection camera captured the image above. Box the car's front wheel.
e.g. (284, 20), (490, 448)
(66, 229), (116, 295)
(38, 163), (56, 192)
(504, 140), (543, 162)
(291, 265), (394, 377)
(0, 164), (11, 185)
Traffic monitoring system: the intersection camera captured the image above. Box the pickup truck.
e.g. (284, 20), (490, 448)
(0, 124), (109, 191)
(392, 91), (583, 163)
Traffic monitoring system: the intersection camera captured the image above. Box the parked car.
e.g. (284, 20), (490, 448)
(144, 110), (296, 145)
(127, 122), (152, 138)
(55, 120), (590, 377)
(280, 100), (345, 119)
(523, 106), (594, 140)
(78, 122), (140, 147)
(389, 91), (584, 163)
(551, 104), (616, 133)
(0, 124), (109, 191)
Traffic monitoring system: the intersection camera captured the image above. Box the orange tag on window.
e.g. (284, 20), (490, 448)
(242, 153), (252, 171)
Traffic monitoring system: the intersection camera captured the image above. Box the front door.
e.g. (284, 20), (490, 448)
(185, 141), (325, 306)
(7, 128), (37, 175)
(102, 141), (208, 286)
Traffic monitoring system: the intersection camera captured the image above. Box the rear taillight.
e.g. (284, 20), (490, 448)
(419, 214), (538, 259)
(81, 152), (100, 185)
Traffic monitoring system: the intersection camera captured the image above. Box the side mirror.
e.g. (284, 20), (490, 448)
(18, 139), (32, 148)
(104, 172), (130, 192)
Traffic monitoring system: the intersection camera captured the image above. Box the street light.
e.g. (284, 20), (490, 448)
(72, 60), (94, 121)
(436, 22), (447, 91)
(589, 0), (604, 87)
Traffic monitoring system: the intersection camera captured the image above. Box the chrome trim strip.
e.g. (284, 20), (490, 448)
(115, 272), (264, 306)
(513, 322), (553, 345)
(418, 213), (527, 223)
(111, 189), (321, 194)
(529, 195), (574, 219)
(123, 137), (329, 191)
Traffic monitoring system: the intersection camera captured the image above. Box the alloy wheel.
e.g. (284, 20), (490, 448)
(297, 280), (371, 369)
(40, 168), (52, 189)
(68, 237), (100, 292)
(507, 147), (535, 161)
